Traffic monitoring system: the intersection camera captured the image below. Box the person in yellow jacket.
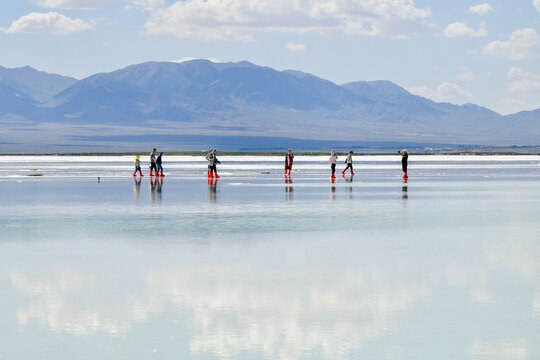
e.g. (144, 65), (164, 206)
(133, 155), (144, 177)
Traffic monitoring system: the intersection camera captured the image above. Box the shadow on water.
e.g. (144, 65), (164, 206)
(284, 176), (293, 201)
(208, 178), (218, 204)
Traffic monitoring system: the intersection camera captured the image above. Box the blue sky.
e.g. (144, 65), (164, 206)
(1, 0), (540, 115)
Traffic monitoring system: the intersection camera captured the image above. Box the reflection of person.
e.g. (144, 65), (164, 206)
(329, 150), (338, 178)
(398, 149), (408, 181)
(285, 176), (293, 200)
(206, 149), (215, 178)
(133, 176), (141, 202)
(156, 152), (165, 177)
(208, 178), (218, 203)
(149, 148), (158, 176)
(150, 177), (157, 203)
(284, 149), (294, 176)
(342, 151), (355, 176)
(133, 155), (144, 177)
(212, 149), (221, 179)
(156, 177), (163, 201)
(402, 184), (408, 199)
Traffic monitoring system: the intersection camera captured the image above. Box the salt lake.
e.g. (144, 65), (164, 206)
(1, 155), (539, 359)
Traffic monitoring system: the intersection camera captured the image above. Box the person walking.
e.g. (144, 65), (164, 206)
(329, 150), (338, 178)
(212, 149), (221, 179)
(133, 155), (144, 177)
(342, 151), (355, 176)
(149, 148), (158, 176)
(156, 152), (165, 177)
(398, 149), (408, 180)
(206, 149), (215, 178)
(284, 149), (294, 176)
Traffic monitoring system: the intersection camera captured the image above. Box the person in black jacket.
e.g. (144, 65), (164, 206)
(398, 149), (408, 181)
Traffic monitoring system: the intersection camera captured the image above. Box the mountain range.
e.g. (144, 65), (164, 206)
(0, 60), (538, 152)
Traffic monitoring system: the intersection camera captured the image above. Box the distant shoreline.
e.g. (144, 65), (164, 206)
(2, 149), (540, 156)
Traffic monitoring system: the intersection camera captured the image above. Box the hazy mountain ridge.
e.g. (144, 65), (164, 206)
(0, 60), (539, 151)
(0, 65), (77, 103)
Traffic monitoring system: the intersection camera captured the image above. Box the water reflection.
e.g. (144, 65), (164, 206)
(133, 177), (141, 203)
(402, 184), (408, 200)
(8, 254), (428, 358)
(285, 176), (293, 201)
(208, 178), (218, 203)
(345, 175), (353, 199)
(150, 177), (163, 203)
(9, 235), (540, 359)
(3, 227), (540, 359)
(330, 178), (336, 201)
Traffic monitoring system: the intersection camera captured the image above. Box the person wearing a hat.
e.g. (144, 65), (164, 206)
(398, 149), (408, 180)
(133, 155), (144, 177)
(342, 151), (355, 176)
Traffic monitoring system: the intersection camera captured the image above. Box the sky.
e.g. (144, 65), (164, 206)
(1, 0), (540, 115)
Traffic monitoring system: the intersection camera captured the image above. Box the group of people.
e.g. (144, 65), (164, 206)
(133, 148), (164, 177)
(327, 150), (354, 178)
(287, 149), (408, 180)
(133, 148), (409, 181)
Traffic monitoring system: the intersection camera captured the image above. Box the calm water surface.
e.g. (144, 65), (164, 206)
(1, 155), (539, 359)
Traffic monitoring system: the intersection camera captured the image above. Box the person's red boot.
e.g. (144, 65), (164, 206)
(133, 171), (137, 176)
(149, 170), (153, 176)
(351, 170), (355, 176)
(160, 170), (165, 177)
(214, 173), (220, 178)
(288, 169), (291, 176)
(139, 170), (144, 176)
(341, 169), (346, 175)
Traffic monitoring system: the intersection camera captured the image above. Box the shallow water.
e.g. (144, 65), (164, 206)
(1, 155), (540, 359)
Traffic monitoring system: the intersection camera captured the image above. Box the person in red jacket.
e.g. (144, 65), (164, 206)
(284, 149), (294, 176)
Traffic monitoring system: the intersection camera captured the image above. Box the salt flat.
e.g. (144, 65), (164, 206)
(1, 155), (539, 359)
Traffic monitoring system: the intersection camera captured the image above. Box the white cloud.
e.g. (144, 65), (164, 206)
(470, 339), (530, 360)
(286, 41), (306, 51)
(483, 28), (540, 60)
(467, 3), (494, 15)
(173, 57), (222, 63)
(507, 67), (540, 80)
(33, 0), (163, 10)
(443, 22), (487, 37)
(124, 0), (164, 10)
(144, 0), (431, 41)
(33, 0), (118, 9)
(408, 82), (473, 104)
(506, 67), (540, 94)
(1, 12), (95, 34)
(457, 71), (478, 81)
(534, 0), (540, 13)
